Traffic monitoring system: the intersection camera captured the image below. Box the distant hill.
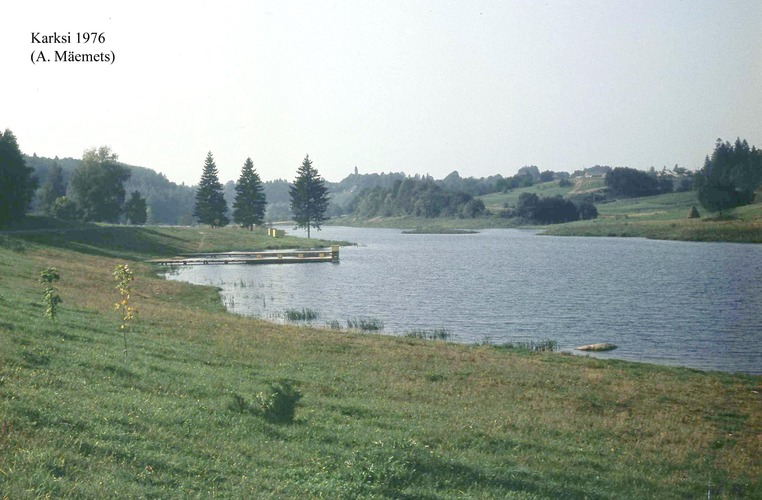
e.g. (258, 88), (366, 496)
(123, 165), (196, 225)
(325, 172), (407, 216)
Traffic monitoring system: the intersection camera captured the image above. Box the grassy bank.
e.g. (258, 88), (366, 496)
(2, 217), (346, 260)
(543, 194), (762, 243)
(0, 225), (760, 497)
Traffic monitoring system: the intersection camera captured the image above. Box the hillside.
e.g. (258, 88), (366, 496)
(543, 191), (762, 242)
(0, 223), (759, 497)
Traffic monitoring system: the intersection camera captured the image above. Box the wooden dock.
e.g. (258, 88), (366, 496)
(147, 246), (339, 266)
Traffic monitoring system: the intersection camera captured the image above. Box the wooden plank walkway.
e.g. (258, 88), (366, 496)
(147, 246), (339, 266)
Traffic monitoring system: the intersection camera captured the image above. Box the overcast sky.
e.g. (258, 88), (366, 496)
(3, 0), (761, 185)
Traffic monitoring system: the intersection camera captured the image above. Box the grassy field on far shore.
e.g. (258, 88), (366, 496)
(0, 222), (759, 497)
(333, 185), (762, 243)
(543, 193), (762, 243)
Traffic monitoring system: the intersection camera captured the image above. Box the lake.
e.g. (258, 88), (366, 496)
(164, 227), (762, 375)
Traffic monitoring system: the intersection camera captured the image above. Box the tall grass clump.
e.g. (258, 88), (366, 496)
(404, 328), (452, 341)
(284, 307), (319, 322)
(347, 316), (384, 331)
(495, 339), (558, 352)
(325, 319), (342, 330)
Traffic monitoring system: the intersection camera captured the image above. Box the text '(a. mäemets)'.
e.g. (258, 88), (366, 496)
(30, 31), (116, 65)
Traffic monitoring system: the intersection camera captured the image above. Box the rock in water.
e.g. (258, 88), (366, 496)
(576, 343), (617, 352)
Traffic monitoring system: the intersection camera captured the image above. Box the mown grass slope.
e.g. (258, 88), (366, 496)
(0, 224), (759, 497)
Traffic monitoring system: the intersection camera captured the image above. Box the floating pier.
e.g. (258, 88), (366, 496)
(148, 246), (339, 266)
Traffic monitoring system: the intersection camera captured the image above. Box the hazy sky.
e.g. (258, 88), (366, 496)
(3, 0), (761, 185)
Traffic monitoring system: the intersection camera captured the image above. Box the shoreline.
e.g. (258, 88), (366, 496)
(326, 214), (762, 243)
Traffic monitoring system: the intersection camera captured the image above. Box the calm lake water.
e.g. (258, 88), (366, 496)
(165, 227), (762, 375)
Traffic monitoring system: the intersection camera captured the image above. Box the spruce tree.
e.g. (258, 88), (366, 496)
(289, 154), (330, 238)
(39, 163), (67, 215)
(695, 138), (762, 213)
(193, 152), (229, 227)
(232, 158), (267, 230)
(124, 191), (148, 225)
(0, 129), (38, 228)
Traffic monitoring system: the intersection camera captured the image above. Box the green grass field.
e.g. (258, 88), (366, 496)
(0, 222), (760, 497)
(543, 192), (762, 243)
(478, 177), (607, 213)
(478, 181), (575, 213)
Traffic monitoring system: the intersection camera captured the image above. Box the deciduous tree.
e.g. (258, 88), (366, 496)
(0, 129), (38, 227)
(604, 167), (660, 197)
(68, 147), (131, 222)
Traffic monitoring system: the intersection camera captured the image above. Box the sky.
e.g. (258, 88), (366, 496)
(2, 0), (761, 185)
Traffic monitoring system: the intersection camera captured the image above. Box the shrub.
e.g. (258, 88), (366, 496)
(256, 381), (302, 424)
(517, 194), (580, 224)
(52, 196), (80, 221)
(228, 393), (248, 413)
(578, 202), (599, 220)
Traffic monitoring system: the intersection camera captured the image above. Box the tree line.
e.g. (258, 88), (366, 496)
(2, 127), (759, 229)
(192, 152), (330, 237)
(695, 138), (762, 213)
(1, 130), (332, 236)
(508, 193), (598, 224)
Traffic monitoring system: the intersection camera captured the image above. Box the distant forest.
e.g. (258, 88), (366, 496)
(23, 154), (698, 226)
(11, 134), (760, 229)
